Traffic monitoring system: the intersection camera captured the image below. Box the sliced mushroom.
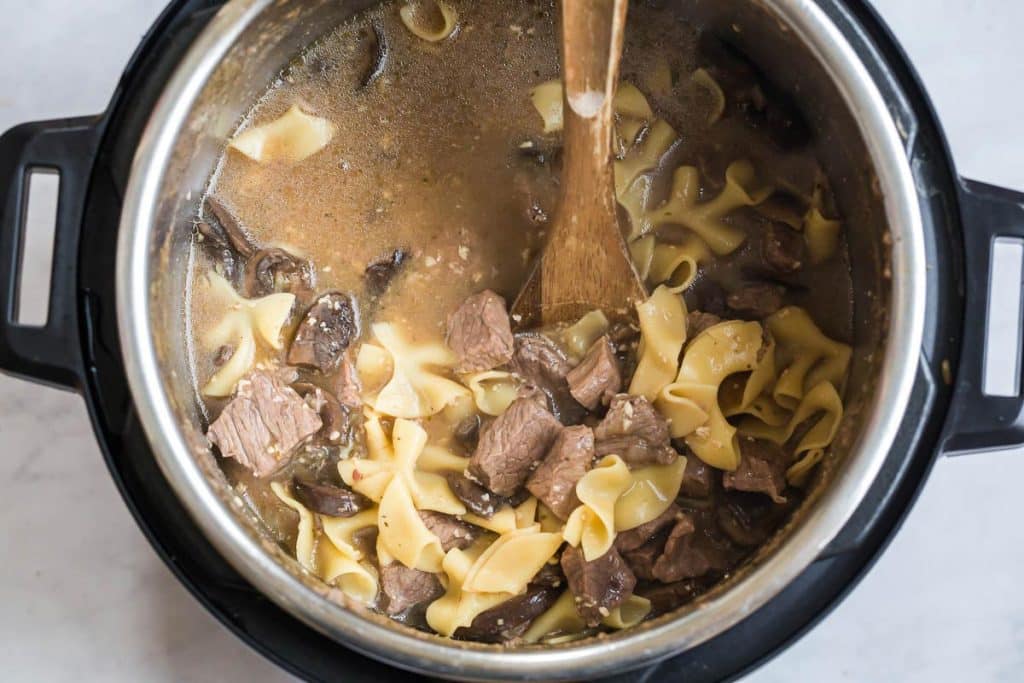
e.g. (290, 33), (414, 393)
(364, 248), (409, 297)
(205, 195), (256, 258)
(292, 478), (372, 517)
(244, 247), (315, 298)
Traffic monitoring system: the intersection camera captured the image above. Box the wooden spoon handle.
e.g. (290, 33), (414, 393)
(561, 0), (628, 121)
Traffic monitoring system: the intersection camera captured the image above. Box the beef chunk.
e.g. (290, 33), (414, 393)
(679, 454), (715, 499)
(726, 283), (785, 319)
(526, 425), (595, 520)
(446, 290), (515, 373)
(293, 479), (372, 517)
(593, 394), (677, 467)
(419, 510), (479, 551)
(622, 537), (666, 581)
(446, 472), (501, 518)
(287, 292), (358, 373)
(652, 512), (736, 582)
(566, 336), (621, 410)
(508, 333), (583, 423)
(687, 310), (723, 338)
(364, 248), (409, 296)
(717, 493), (791, 548)
(762, 222), (805, 273)
(453, 584), (561, 643)
(244, 247), (314, 298)
(561, 545), (637, 627)
(637, 580), (704, 617)
(468, 398), (563, 497)
(205, 195), (256, 257)
(380, 563), (444, 616)
(614, 505), (685, 553)
(333, 352), (362, 409)
(722, 438), (789, 503)
(207, 371), (322, 477)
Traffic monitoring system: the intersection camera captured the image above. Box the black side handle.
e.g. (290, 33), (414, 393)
(0, 117), (101, 391)
(940, 178), (1024, 455)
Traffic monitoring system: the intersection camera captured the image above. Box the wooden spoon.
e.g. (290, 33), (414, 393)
(510, 0), (646, 328)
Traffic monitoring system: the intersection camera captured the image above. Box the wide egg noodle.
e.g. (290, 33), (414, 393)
(739, 381), (844, 484)
(378, 475), (446, 572)
(655, 320), (765, 470)
(766, 306), (852, 409)
(271, 482), (379, 604)
(562, 310), (610, 360)
(360, 322), (470, 418)
(339, 415), (466, 514)
(563, 455), (633, 561)
(460, 526), (564, 594)
(399, 0), (459, 42)
(463, 370), (523, 416)
(647, 235), (712, 292)
(613, 456), (686, 531)
(646, 160), (772, 255)
(522, 590), (652, 644)
(228, 104), (335, 163)
(200, 272), (295, 397)
(690, 68), (726, 124)
(628, 285), (687, 401)
(426, 538), (512, 637)
(803, 206), (842, 265)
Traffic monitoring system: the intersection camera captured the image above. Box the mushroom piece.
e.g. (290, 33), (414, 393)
(287, 292), (359, 374)
(244, 247), (315, 298)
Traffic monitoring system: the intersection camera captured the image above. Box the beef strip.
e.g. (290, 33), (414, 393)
(637, 579), (705, 617)
(726, 282), (785, 319)
(453, 584), (561, 643)
(508, 333), (584, 423)
(560, 545), (637, 627)
(686, 310), (723, 338)
(287, 292), (358, 373)
(762, 222), (805, 273)
(679, 453), (715, 499)
(652, 511), (736, 582)
(566, 336), (621, 410)
(207, 370), (322, 478)
(379, 563), (445, 616)
(614, 505), (685, 553)
(593, 394), (677, 466)
(292, 478), (372, 517)
(244, 247), (314, 298)
(419, 510), (479, 551)
(446, 289), (515, 373)
(364, 248), (409, 296)
(526, 425), (595, 520)
(722, 438), (789, 503)
(468, 397), (563, 497)
(445, 472), (502, 518)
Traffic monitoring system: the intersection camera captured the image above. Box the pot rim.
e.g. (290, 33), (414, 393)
(116, 0), (926, 679)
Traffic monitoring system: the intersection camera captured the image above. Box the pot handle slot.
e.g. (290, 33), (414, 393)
(0, 117), (101, 391)
(941, 178), (1024, 455)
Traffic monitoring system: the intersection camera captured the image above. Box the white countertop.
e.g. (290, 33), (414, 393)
(1, 1), (1022, 681)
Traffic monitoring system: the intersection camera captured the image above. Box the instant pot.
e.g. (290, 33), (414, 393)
(2, 0), (1022, 680)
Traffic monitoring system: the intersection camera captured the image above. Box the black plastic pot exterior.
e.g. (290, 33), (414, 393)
(0, 1), (1020, 681)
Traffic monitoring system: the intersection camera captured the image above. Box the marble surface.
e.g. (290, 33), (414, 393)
(1, 1), (1023, 681)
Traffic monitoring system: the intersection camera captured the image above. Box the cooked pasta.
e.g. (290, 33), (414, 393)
(229, 105), (335, 163)
(193, 0), (855, 646)
(629, 285), (687, 401)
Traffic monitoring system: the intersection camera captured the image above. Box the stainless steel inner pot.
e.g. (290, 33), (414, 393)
(116, 0), (926, 679)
